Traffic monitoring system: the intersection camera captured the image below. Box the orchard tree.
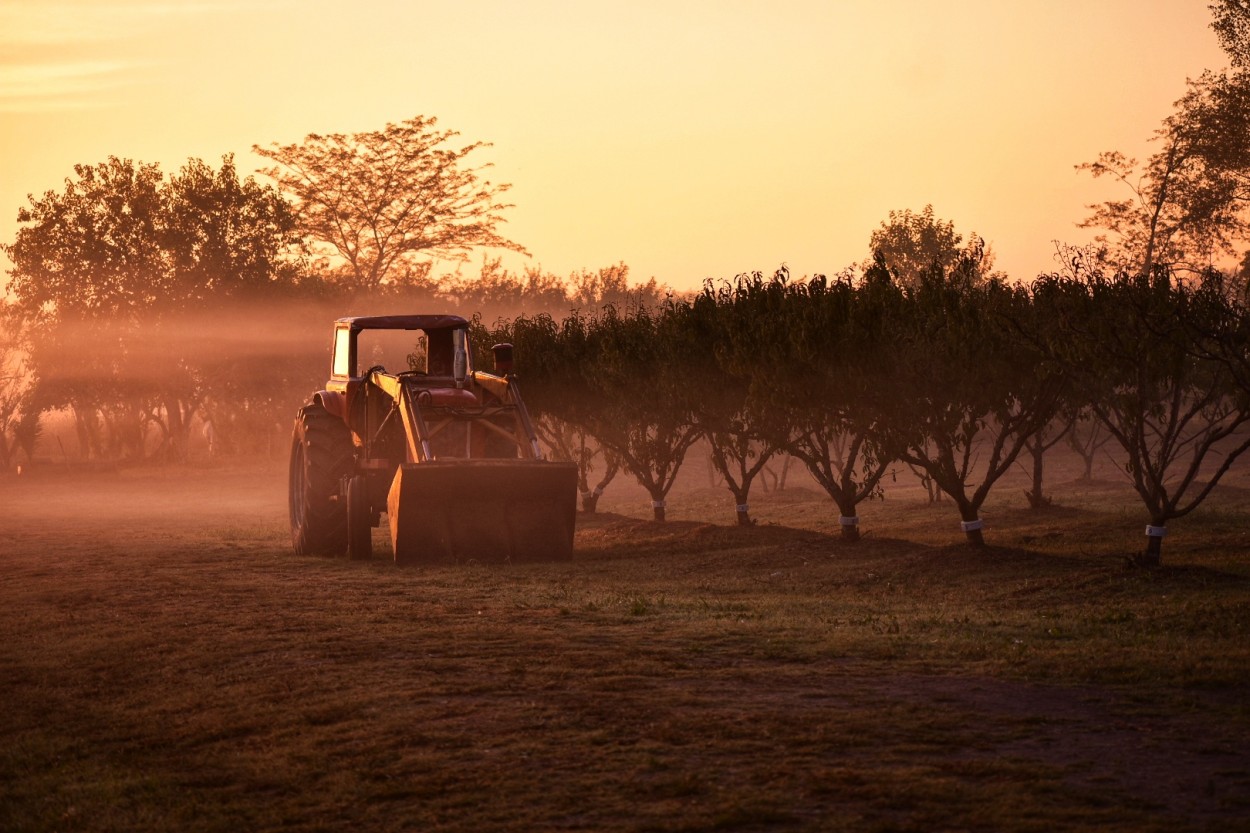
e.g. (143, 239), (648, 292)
(1019, 417), (1072, 510)
(511, 305), (699, 522)
(534, 413), (620, 513)
(779, 270), (900, 542)
(1065, 406), (1116, 482)
(703, 418), (780, 526)
(680, 283), (782, 526)
(1035, 266), (1250, 566)
(254, 115), (526, 291)
(705, 268), (897, 540)
(584, 305), (701, 521)
(878, 260), (1066, 546)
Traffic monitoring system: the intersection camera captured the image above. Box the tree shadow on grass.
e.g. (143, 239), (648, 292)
(569, 509), (1250, 597)
(574, 511), (843, 561)
(573, 512), (1094, 578)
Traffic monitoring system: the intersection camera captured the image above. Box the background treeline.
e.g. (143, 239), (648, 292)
(0, 250), (666, 471)
(0, 138), (670, 472)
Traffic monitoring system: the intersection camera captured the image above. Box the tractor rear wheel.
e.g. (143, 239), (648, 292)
(289, 403), (353, 557)
(347, 473), (373, 561)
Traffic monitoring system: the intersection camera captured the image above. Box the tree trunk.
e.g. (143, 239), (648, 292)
(837, 501), (861, 542)
(733, 489), (752, 526)
(163, 395), (195, 463)
(1141, 524), (1166, 568)
(759, 464), (776, 493)
(582, 468), (617, 514)
(961, 516), (985, 547)
(74, 408), (98, 459)
(777, 456), (793, 490)
(1024, 440), (1049, 509)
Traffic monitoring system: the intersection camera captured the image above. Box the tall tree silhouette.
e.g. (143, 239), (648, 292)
(254, 115), (526, 291)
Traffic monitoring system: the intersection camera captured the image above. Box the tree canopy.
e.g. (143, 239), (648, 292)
(253, 115), (527, 291)
(4, 154), (299, 318)
(1211, 0), (1250, 66)
(6, 157), (167, 319)
(1078, 4), (1250, 281)
(163, 155), (302, 305)
(867, 205), (998, 287)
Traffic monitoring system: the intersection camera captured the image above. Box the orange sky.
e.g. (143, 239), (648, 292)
(0, 0), (1230, 293)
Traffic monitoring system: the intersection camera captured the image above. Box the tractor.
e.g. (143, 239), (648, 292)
(288, 314), (577, 564)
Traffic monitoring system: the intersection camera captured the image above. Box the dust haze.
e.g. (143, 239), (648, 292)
(3, 295), (620, 550)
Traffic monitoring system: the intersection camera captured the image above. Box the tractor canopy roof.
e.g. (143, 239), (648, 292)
(337, 315), (469, 332)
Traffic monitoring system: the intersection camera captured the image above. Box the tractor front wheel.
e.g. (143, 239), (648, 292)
(289, 403), (353, 557)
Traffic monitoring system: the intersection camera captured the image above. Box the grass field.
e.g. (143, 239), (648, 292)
(2, 452), (1249, 832)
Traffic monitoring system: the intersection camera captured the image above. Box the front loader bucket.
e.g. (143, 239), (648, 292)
(387, 460), (578, 565)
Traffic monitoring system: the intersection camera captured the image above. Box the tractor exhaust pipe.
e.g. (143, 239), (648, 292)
(453, 329), (468, 388)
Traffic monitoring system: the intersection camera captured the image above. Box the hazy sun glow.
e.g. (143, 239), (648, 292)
(0, 0), (1229, 291)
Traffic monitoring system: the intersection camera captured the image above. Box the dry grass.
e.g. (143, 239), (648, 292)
(2, 455), (1249, 832)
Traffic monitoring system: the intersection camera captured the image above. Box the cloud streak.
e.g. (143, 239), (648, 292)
(0, 60), (133, 112)
(0, 1), (267, 112)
